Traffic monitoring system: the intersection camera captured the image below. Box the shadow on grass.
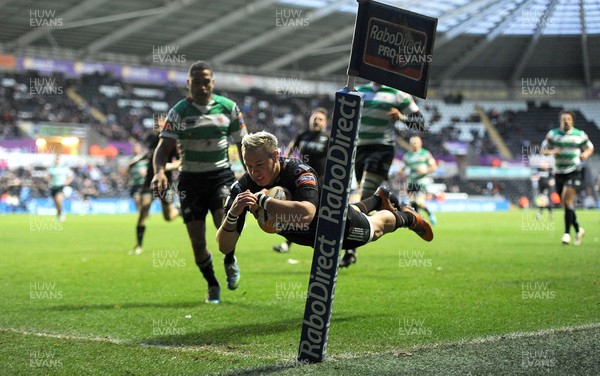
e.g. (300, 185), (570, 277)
(220, 361), (316, 376)
(43, 300), (203, 311)
(141, 318), (299, 346)
(140, 315), (361, 347)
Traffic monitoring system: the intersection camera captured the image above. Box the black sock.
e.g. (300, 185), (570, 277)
(393, 210), (415, 229)
(224, 249), (236, 264)
(568, 207), (580, 233)
(355, 196), (381, 214)
(564, 208), (574, 234)
(136, 225), (145, 246)
(196, 254), (219, 287)
(422, 207), (431, 216)
(410, 201), (420, 213)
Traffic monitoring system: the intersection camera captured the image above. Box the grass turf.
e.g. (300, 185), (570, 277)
(0, 210), (598, 374)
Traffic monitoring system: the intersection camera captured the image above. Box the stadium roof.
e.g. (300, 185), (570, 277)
(1, 0), (599, 86)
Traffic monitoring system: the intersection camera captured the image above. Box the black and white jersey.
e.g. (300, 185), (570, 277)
(225, 158), (320, 246)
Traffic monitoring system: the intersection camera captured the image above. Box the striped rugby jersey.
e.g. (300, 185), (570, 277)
(541, 128), (593, 174)
(357, 84), (419, 147)
(129, 158), (148, 186)
(403, 148), (434, 187)
(48, 164), (73, 187)
(161, 95), (247, 173)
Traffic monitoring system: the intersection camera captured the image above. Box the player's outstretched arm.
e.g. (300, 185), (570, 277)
(255, 191), (316, 225)
(216, 190), (256, 254)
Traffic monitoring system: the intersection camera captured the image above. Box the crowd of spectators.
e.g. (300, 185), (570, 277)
(2, 70), (597, 210)
(0, 156), (130, 211)
(0, 70), (338, 210)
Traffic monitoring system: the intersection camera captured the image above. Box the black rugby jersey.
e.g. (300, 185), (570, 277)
(290, 130), (329, 179)
(225, 158), (320, 246)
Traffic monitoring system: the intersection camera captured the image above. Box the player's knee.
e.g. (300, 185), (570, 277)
(219, 247), (233, 255)
(372, 228), (385, 241)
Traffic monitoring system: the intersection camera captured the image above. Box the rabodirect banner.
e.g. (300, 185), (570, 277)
(349, 0), (437, 99)
(297, 88), (364, 363)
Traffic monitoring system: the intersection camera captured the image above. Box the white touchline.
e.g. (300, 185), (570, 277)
(0, 327), (267, 358)
(329, 322), (600, 360)
(4, 322), (599, 360)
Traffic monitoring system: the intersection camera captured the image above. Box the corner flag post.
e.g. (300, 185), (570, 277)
(298, 0), (437, 363)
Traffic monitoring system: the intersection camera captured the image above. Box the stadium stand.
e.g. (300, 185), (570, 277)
(1, 68), (599, 212)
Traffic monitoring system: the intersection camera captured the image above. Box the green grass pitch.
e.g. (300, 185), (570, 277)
(0, 210), (598, 375)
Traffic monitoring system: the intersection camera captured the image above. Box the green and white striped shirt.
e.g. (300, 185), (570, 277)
(403, 148), (434, 188)
(357, 84), (419, 147)
(129, 158), (148, 186)
(541, 128), (593, 174)
(48, 164), (73, 187)
(161, 95), (247, 173)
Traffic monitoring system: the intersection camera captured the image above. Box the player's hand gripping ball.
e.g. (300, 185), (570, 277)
(257, 186), (291, 233)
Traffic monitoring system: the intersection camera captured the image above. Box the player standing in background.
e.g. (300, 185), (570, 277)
(128, 142), (148, 212)
(273, 107), (329, 253)
(129, 129), (180, 256)
(340, 81), (425, 268)
(47, 154), (74, 222)
(541, 110), (594, 245)
(152, 60), (247, 304)
(532, 159), (554, 220)
(216, 131), (433, 265)
(402, 136), (437, 225)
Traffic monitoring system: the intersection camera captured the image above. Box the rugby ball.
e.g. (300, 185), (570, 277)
(257, 186), (291, 233)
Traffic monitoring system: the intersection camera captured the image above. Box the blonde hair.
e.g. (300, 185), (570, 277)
(242, 131), (278, 155)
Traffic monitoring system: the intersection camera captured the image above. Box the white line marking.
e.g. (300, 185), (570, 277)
(331, 322), (600, 360)
(3, 322), (599, 361)
(0, 327), (261, 358)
